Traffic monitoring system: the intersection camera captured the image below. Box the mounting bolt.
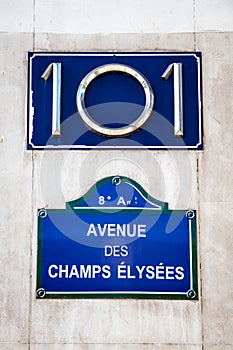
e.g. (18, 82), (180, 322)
(186, 210), (195, 219)
(112, 176), (121, 186)
(187, 289), (196, 299)
(37, 288), (46, 298)
(38, 209), (47, 218)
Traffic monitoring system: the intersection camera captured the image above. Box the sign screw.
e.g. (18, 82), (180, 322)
(112, 176), (121, 186)
(36, 288), (46, 298)
(186, 210), (195, 219)
(187, 289), (196, 299)
(38, 209), (47, 218)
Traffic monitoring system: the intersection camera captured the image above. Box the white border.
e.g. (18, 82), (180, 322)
(28, 53), (203, 149)
(40, 214), (194, 297)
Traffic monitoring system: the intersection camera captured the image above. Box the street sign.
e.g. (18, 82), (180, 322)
(28, 52), (203, 150)
(36, 176), (198, 299)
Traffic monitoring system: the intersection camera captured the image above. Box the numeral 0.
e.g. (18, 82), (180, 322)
(41, 62), (184, 137)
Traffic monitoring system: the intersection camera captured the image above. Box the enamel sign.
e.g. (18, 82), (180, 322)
(36, 176), (198, 299)
(28, 52), (203, 150)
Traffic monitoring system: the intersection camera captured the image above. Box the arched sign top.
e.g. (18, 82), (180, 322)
(67, 175), (167, 210)
(76, 63), (154, 137)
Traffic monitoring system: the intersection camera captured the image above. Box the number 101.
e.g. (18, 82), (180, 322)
(41, 62), (184, 138)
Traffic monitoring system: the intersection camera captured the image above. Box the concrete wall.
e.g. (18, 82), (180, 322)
(0, 0), (232, 349)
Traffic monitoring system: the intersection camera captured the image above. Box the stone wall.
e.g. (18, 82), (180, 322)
(0, 1), (232, 349)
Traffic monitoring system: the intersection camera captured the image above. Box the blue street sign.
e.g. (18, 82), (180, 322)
(37, 176), (198, 299)
(28, 52), (203, 150)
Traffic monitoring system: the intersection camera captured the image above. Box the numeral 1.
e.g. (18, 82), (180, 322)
(41, 63), (61, 136)
(161, 63), (183, 136)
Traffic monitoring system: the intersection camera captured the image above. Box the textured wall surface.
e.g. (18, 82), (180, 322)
(0, 1), (232, 349)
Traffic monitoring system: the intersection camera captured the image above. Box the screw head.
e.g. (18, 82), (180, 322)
(187, 289), (196, 299)
(37, 288), (46, 298)
(186, 210), (195, 219)
(112, 176), (121, 186)
(38, 209), (47, 218)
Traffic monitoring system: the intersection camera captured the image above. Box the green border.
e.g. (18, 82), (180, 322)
(36, 176), (198, 300)
(37, 215), (43, 293)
